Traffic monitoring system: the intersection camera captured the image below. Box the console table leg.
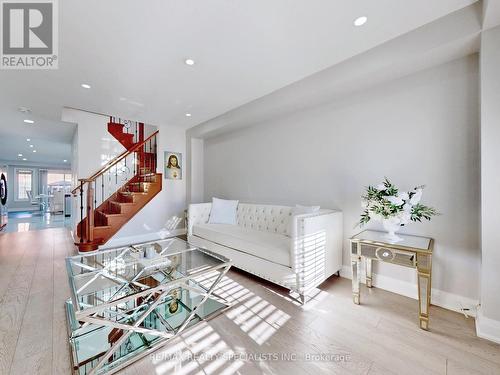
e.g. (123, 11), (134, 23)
(417, 253), (432, 330)
(417, 272), (430, 330)
(351, 255), (361, 304)
(365, 258), (373, 288)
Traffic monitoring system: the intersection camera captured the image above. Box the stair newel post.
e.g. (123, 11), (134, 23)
(86, 182), (94, 242)
(79, 183), (84, 243)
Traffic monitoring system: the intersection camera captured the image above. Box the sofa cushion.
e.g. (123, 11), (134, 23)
(192, 223), (291, 267)
(208, 197), (239, 225)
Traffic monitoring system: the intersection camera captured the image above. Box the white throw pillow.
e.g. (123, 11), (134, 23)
(208, 198), (239, 225)
(289, 205), (321, 236)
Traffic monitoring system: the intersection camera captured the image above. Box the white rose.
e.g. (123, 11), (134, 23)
(399, 192), (409, 201)
(410, 189), (423, 204)
(387, 196), (404, 206)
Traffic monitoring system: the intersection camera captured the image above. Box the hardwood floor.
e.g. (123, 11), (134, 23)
(0, 228), (499, 375)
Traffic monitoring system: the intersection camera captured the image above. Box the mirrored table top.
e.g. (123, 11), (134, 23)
(351, 230), (432, 252)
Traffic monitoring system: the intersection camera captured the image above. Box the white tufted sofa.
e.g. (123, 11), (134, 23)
(187, 203), (343, 301)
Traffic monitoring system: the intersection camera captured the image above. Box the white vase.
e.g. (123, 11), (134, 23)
(382, 219), (403, 243)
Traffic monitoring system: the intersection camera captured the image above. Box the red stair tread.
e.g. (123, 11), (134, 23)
(76, 173), (162, 252)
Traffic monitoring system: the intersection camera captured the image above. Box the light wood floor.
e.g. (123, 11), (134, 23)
(0, 228), (499, 375)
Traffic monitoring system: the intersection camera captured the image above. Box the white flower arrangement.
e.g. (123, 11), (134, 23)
(359, 178), (437, 228)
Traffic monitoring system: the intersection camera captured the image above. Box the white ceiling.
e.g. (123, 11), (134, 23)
(189, 2), (482, 138)
(0, 110), (75, 165)
(0, 0), (477, 134)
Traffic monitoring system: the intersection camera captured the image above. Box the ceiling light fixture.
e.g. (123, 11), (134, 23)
(33, 150), (37, 153)
(81, 83), (91, 89)
(185, 113), (192, 117)
(26, 138), (30, 142)
(24, 119), (34, 124)
(18, 153), (23, 157)
(22, 158), (27, 161)
(63, 159), (67, 163)
(184, 59), (195, 66)
(354, 16), (368, 26)
(29, 144), (33, 148)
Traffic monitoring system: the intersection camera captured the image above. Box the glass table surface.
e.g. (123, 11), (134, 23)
(65, 238), (232, 375)
(66, 238), (228, 313)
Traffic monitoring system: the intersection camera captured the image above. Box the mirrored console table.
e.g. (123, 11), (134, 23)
(350, 230), (434, 330)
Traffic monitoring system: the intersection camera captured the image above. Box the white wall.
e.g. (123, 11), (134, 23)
(186, 137), (204, 204)
(109, 123), (187, 246)
(62, 108), (187, 245)
(203, 55), (480, 308)
(478, 25), (500, 343)
(62, 109), (126, 178)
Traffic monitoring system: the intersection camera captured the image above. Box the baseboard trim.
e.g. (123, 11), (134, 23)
(101, 228), (187, 249)
(339, 265), (478, 317)
(476, 310), (500, 344)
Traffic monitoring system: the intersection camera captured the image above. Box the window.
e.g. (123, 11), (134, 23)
(17, 170), (33, 200)
(46, 170), (72, 194)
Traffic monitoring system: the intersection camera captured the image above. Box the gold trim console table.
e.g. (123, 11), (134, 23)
(350, 230), (434, 330)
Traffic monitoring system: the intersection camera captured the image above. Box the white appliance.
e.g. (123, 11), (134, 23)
(0, 165), (8, 230)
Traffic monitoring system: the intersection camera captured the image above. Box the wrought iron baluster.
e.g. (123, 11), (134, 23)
(79, 183), (83, 243)
(149, 138), (152, 182)
(154, 134), (157, 173)
(135, 121), (138, 144)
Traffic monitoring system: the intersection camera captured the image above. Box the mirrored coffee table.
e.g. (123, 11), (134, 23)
(65, 238), (232, 375)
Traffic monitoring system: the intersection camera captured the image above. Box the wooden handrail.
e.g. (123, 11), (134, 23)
(71, 130), (159, 194)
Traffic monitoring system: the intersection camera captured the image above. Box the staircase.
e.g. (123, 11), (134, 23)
(107, 119), (139, 149)
(72, 126), (160, 252)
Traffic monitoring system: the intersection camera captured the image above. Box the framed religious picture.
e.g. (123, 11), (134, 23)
(164, 151), (182, 180)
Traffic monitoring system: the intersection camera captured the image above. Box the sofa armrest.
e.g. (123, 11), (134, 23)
(187, 203), (212, 235)
(290, 210), (343, 292)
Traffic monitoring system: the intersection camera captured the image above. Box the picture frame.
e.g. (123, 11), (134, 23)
(164, 151), (182, 180)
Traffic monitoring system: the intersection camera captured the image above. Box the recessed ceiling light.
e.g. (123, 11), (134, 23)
(63, 159), (67, 163)
(81, 83), (91, 89)
(33, 150), (37, 153)
(24, 119), (34, 124)
(184, 59), (195, 66)
(18, 106), (31, 113)
(29, 144), (33, 148)
(354, 16), (368, 26)
(18, 153), (23, 157)
(22, 158), (27, 161)
(185, 113), (192, 117)
(26, 138), (30, 142)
